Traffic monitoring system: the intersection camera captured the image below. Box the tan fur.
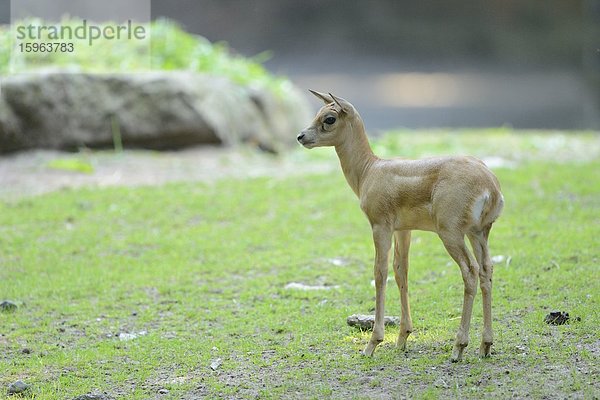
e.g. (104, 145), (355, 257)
(298, 90), (504, 361)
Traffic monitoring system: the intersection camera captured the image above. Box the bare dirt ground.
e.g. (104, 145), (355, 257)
(0, 146), (334, 201)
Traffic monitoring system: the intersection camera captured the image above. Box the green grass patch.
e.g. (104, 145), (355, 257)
(1, 131), (599, 399)
(46, 158), (94, 174)
(0, 18), (290, 94)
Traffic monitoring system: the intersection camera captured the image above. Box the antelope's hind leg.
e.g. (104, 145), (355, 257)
(468, 225), (494, 358)
(439, 231), (480, 362)
(393, 230), (413, 351)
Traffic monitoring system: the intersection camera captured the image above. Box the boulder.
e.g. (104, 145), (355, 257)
(0, 72), (311, 154)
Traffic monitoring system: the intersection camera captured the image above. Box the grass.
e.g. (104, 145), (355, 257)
(1, 130), (599, 399)
(46, 158), (94, 174)
(0, 19), (291, 94)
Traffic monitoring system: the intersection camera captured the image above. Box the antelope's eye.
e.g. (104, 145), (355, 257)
(324, 116), (336, 125)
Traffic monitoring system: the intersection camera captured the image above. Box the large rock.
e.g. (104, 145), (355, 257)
(0, 72), (311, 154)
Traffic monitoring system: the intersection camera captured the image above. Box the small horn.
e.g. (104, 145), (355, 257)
(329, 93), (348, 113)
(309, 89), (333, 105)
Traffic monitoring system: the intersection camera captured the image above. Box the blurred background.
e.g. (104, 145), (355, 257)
(1, 0), (599, 132)
(150, 0), (600, 131)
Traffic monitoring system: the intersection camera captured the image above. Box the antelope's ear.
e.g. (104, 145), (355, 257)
(329, 93), (351, 114)
(309, 89), (333, 105)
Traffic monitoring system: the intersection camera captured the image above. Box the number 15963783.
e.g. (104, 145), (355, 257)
(18, 42), (74, 53)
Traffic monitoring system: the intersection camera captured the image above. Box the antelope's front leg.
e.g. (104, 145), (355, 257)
(393, 230), (413, 351)
(363, 224), (392, 356)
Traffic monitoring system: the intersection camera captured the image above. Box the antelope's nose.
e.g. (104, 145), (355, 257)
(297, 132), (305, 142)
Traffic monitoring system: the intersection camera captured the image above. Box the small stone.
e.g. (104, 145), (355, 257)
(347, 314), (400, 330)
(21, 348), (32, 354)
(158, 388), (169, 395)
(491, 255), (505, 264)
(544, 311), (570, 325)
(328, 257), (350, 266)
(284, 282), (340, 291)
(118, 331), (147, 341)
(0, 301), (18, 312)
(72, 393), (111, 400)
(210, 358), (222, 371)
(8, 380), (29, 394)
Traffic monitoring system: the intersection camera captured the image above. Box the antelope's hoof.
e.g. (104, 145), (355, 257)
(479, 341), (493, 358)
(363, 339), (382, 357)
(396, 329), (412, 352)
(451, 343), (467, 362)
(362, 344), (375, 357)
(396, 337), (408, 352)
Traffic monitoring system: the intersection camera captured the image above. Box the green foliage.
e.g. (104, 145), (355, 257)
(0, 18), (288, 93)
(0, 132), (599, 399)
(46, 157), (94, 174)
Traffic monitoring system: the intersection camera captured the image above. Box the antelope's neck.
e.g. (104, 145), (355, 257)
(334, 120), (377, 197)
